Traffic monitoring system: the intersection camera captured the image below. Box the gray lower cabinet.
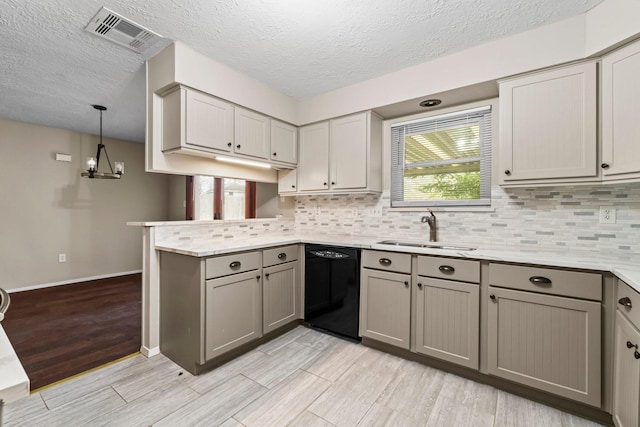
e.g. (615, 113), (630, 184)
(487, 286), (601, 407)
(205, 270), (262, 360)
(360, 268), (411, 350)
(415, 256), (480, 370)
(415, 277), (479, 369)
(613, 280), (640, 427)
(263, 261), (298, 334)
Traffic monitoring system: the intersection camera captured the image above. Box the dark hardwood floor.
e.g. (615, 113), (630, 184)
(2, 274), (141, 391)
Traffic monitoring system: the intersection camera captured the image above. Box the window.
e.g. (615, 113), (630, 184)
(190, 176), (257, 220)
(391, 105), (492, 208)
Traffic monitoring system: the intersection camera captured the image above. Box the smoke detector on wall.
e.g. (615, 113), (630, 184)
(84, 7), (162, 53)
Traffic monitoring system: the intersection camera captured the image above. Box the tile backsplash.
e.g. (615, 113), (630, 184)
(294, 184), (640, 254)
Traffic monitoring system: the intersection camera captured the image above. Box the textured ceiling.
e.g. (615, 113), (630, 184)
(0, 0), (601, 143)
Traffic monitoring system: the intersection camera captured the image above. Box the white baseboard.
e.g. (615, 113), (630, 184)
(7, 270), (143, 293)
(140, 346), (160, 358)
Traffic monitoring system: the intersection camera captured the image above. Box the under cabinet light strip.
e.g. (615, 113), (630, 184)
(215, 156), (272, 169)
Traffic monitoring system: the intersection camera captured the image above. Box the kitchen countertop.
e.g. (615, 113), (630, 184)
(155, 232), (640, 293)
(0, 324), (30, 403)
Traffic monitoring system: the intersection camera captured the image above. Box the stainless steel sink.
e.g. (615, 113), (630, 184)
(377, 240), (477, 251)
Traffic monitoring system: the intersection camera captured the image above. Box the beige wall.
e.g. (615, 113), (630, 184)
(0, 118), (170, 291)
(256, 182), (295, 218)
(168, 175), (187, 220)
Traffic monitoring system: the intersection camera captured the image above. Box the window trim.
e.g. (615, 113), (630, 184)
(390, 103), (494, 208)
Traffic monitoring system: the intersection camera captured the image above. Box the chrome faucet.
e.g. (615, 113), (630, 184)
(421, 211), (437, 242)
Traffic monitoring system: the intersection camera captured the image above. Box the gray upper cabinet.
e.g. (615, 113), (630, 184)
(270, 119), (298, 165)
(162, 86), (234, 154)
(602, 39), (640, 182)
(499, 61), (598, 186)
(295, 111), (382, 195)
(298, 121), (330, 191)
(234, 107), (270, 160)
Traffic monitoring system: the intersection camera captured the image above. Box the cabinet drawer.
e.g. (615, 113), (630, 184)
(205, 251), (261, 279)
(362, 250), (411, 274)
(417, 256), (480, 283)
(263, 245), (298, 267)
(489, 263), (601, 301)
(618, 280), (640, 329)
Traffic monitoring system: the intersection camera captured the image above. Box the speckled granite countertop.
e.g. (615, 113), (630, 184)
(154, 232), (640, 293)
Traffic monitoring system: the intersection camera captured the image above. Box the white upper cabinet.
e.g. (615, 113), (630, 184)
(298, 121), (330, 191)
(295, 111), (382, 195)
(602, 39), (640, 182)
(163, 86), (234, 154)
(234, 107), (270, 160)
(270, 120), (297, 165)
(499, 61), (598, 186)
(277, 169), (297, 194)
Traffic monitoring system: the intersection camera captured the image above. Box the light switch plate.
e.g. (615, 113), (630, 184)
(599, 207), (616, 224)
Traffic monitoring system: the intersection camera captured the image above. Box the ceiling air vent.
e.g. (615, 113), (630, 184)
(85, 7), (162, 53)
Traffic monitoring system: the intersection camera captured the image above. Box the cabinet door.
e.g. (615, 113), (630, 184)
(602, 40), (640, 180)
(360, 268), (411, 349)
(277, 169), (297, 194)
(234, 107), (270, 159)
(487, 286), (601, 406)
(330, 113), (368, 190)
(263, 261), (298, 334)
(499, 62), (597, 183)
(186, 90), (234, 152)
(613, 311), (640, 427)
(271, 120), (297, 165)
(205, 270), (262, 360)
(415, 278), (479, 369)
(298, 122), (330, 191)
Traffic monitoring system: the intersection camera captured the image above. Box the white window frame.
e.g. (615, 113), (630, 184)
(390, 103), (494, 208)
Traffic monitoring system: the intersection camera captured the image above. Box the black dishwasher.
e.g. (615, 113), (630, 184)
(304, 245), (361, 341)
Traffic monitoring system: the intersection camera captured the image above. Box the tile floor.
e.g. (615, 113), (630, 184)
(4, 326), (604, 427)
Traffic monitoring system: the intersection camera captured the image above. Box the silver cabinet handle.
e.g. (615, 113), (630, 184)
(379, 258), (392, 266)
(439, 265), (455, 273)
(529, 276), (552, 286)
(619, 297), (633, 308)
(277, 253), (287, 260)
(229, 261), (241, 269)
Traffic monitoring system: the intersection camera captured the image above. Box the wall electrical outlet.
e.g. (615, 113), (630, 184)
(369, 207), (382, 216)
(599, 207), (616, 224)
(351, 208), (359, 217)
(58, 253), (66, 263)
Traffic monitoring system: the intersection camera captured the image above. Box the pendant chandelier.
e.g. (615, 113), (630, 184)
(81, 104), (124, 179)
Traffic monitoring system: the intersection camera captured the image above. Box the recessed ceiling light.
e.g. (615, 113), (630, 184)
(419, 99), (442, 107)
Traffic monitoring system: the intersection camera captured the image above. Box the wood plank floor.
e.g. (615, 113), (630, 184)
(4, 326), (604, 427)
(2, 274), (141, 390)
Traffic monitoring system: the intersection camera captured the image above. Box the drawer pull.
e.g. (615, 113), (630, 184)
(529, 276), (552, 286)
(379, 258), (392, 266)
(619, 297), (633, 308)
(229, 261), (241, 269)
(636, 351), (640, 360)
(439, 265), (455, 274)
(277, 253), (287, 260)
(627, 341), (638, 350)
(417, 282), (423, 289)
